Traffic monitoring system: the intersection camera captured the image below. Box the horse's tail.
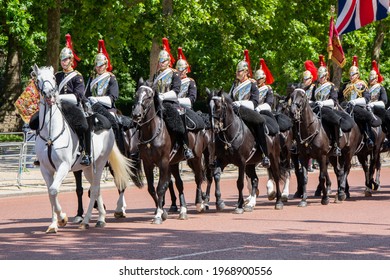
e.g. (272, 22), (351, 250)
(109, 143), (142, 192)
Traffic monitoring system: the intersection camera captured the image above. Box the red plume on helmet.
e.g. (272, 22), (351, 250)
(177, 47), (191, 73)
(260, 58), (274, 85)
(372, 60), (384, 83)
(352, 55), (358, 67)
(162, 37), (175, 67)
(244, 49), (253, 77)
(65, 34), (80, 68)
(304, 60), (318, 81)
(319, 54), (326, 67)
(98, 39), (112, 71)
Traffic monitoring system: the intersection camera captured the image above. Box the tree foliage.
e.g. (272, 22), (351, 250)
(1, 0), (390, 112)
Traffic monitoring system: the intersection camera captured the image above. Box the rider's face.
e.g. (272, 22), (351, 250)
(95, 63), (107, 75)
(159, 60), (169, 71)
(303, 77), (312, 87)
(61, 58), (72, 71)
(350, 73), (359, 83)
(236, 69), (247, 82)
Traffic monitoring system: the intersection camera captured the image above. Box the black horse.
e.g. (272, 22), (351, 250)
(208, 89), (286, 212)
(131, 80), (210, 224)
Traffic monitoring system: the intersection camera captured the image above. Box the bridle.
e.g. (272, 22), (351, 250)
(211, 95), (244, 149)
(133, 85), (163, 146)
(290, 89), (319, 146)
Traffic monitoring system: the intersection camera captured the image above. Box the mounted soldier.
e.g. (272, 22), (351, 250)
(229, 50), (269, 168)
(30, 34), (89, 166)
(85, 39), (124, 164)
(153, 38), (194, 160)
(340, 56), (378, 148)
(302, 60), (317, 101)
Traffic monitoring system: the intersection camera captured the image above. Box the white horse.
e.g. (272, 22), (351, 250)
(33, 64), (134, 233)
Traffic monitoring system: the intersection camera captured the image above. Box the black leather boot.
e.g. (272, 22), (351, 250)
(256, 124), (270, 168)
(181, 114), (194, 160)
(366, 123), (374, 148)
(80, 121), (91, 166)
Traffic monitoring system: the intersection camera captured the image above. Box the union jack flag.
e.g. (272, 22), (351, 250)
(336, 0), (389, 35)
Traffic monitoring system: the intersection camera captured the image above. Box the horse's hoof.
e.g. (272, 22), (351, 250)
(216, 201), (225, 211)
(338, 192), (346, 201)
(58, 214), (68, 227)
(233, 208), (244, 214)
(244, 205), (254, 212)
(79, 223), (89, 230)
(205, 204), (210, 210)
(46, 227), (58, 234)
(178, 213), (188, 220)
(281, 194), (289, 203)
(152, 217), (163, 224)
(275, 202), (283, 210)
(321, 197), (330, 205)
(314, 189), (322, 197)
(95, 221), (106, 228)
(267, 191), (276, 201)
(346, 192), (351, 199)
(298, 201), (307, 207)
(196, 203), (205, 213)
(168, 205), (178, 213)
(72, 216), (83, 224)
(162, 210), (168, 221)
(364, 190), (372, 197)
(114, 212), (126, 219)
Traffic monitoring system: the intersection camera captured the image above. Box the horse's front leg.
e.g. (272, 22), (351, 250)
(212, 160), (225, 211)
(153, 164), (170, 224)
(297, 156), (309, 207)
(144, 164), (158, 207)
(44, 164), (69, 233)
(243, 165), (257, 212)
(318, 156), (330, 205)
(171, 164), (187, 220)
(234, 164), (246, 214)
(73, 170), (84, 224)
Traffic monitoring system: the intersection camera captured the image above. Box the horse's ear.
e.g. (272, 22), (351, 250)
(49, 66), (54, 74)
(33, 64), (40, 76)
(137, 77), (145, 88)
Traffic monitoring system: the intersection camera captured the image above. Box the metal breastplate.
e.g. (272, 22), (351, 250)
(369, 84), (381, 102)
(343, 80), (366, 101)
(258, 85), (268, 104)
(314, 82), (332, 101)
(178, 78), (190, 98)
(156, 69), (173, 93)
(305, 84), (315, 100)
(233, 81), (252, 101)
(92, 75), (110, 96)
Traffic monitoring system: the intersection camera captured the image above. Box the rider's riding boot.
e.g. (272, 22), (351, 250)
(80, 120), (92, 166)
(333, 127), (342, 156)
(181, 114), (194, 160)
(256, 124), (270, 168)
(365, 123), (374, 148)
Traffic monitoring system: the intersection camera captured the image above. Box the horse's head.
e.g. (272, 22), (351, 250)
(289, 88), (307, 121)
(208, 88), (233, 133)
(32, 64), (58, 105)
(132, 78), (155, 125)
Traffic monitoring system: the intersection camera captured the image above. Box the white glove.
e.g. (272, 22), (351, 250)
(369, 101), (385, 109)
(178, 97), (192, 108)
(349, 97), (366, 106)
(59, 94), (77, 105)
(159, 90), (177, 102)
(232, 100), (254, 110)
(232, 101), (241, 108)
(255, 103), (271, 112)
(88, 96), (98, 104)
(315, 101), (323, 108)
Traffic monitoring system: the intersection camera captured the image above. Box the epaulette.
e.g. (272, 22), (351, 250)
(109, 72), (115, 77)
(75, 70), (83, 76)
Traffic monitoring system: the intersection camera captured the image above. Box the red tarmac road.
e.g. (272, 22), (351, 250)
(0, 167), (390, 260)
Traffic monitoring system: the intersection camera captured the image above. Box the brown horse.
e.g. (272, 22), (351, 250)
(131, 80), (210, 224)
(208, 89), (285, 212)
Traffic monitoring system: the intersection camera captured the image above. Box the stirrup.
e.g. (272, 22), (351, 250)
(184, 148), (194, 160)
(262, 156), (270, 168)
(80, 154), (91, 166)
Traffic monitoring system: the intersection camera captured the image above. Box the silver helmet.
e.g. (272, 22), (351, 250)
(349, 65), (359, 77)
(317, 66), (328, 79)
(369, 70), (378, 82)
(176, 59), (188, 71)
(60, 47), (73, 61)
(95, 53), (108, 67)
(302, 70), (313, 81)
(158, 50), (170, 63)
(254, 69), (266, 81)
(236, 60), (248, 72)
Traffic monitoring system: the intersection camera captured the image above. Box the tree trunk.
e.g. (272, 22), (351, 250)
(46, 0), (61, 71)
(331, 61), (343, 91)
(0, 34), (23, 132)
(372, 21), (388, 63)
(149, 0), (174, 80)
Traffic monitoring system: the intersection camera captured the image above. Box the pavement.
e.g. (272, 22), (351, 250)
(1, 155), (388, 199)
